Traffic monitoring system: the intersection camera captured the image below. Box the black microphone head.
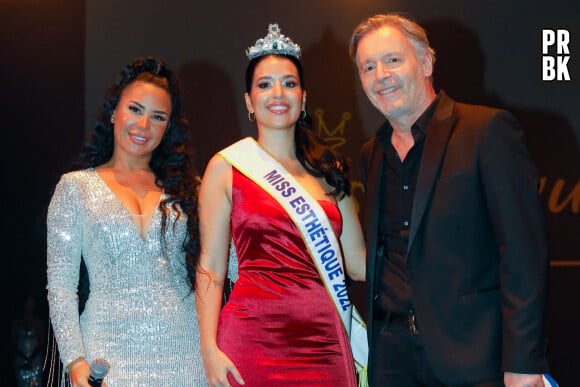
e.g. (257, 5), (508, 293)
(89, 358), (110, 379)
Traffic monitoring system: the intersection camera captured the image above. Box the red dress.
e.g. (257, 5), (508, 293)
(217, 168), (357, 386)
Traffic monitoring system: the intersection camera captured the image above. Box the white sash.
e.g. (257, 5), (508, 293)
(219, 137), (368, 375)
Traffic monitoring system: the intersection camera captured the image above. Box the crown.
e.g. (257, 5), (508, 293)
(246, 23), (301, 60)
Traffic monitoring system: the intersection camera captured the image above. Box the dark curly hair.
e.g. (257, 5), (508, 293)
(245, 54), (351, 198)
(78, 57), (200, 290)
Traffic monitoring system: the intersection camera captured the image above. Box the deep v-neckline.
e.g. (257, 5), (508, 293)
(91, 168), (164, 241)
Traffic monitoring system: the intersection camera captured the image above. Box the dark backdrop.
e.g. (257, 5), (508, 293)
(1, 0), (85, 385)
(2, 0), (578, 385)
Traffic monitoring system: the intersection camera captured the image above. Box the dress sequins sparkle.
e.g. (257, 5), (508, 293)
(47, 169), (205, 386)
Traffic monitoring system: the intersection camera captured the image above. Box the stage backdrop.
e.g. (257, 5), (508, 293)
(1, 0), (578, 385)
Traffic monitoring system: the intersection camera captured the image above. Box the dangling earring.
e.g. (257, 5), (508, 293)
(248, 111), (256, 123)
(110, 111), (116, 124)
(300, 93), (307, 121)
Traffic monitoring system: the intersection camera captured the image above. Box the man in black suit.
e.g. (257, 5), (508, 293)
(350, 13), (550, 386)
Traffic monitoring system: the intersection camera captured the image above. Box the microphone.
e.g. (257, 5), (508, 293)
(88, 358), (110, 386)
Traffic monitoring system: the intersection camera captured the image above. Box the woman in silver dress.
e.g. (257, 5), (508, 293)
(47, 57), (206, 386)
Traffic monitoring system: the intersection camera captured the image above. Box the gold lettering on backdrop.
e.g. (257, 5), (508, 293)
(540, 178), (580, 266)
(539, 177), (580, 214)
(538, 177), (546, 193)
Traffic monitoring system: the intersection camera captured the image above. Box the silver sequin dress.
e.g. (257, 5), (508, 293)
(47, 169), (206, 386)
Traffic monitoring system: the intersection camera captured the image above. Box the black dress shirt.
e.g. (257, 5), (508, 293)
(376, 96), (440, 317)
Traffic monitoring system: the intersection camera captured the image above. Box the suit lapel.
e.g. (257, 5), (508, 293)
(408, 93), (457, 252)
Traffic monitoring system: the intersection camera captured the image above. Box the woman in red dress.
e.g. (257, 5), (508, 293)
(196, 24), (366, 387)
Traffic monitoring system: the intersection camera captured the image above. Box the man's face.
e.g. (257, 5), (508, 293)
(356, 25), (433, 124)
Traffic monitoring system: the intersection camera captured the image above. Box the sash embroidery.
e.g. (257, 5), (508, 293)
(219, 137), (368, 375)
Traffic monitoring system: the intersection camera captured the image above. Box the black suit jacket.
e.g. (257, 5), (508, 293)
(362, 92), (549, 384)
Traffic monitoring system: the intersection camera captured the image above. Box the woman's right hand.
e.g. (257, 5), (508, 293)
(203, 347), (245, 387)
(68, 358), (109, 387)
(68, 358), (91, 387)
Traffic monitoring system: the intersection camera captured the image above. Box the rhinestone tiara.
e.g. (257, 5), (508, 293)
(246, 23), (302, 60)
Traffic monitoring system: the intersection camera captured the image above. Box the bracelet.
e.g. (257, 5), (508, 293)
(66, 357), (87, 372)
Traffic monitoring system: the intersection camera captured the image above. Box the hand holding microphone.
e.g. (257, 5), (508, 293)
(88, 358), (110, 387)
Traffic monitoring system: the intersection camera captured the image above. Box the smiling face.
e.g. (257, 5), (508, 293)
(245, 55), (305, 133)
(111, 80), (172, 162)
(356, 25), (435, 126)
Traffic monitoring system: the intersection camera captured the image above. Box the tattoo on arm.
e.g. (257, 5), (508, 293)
(212, 279), (224, 288)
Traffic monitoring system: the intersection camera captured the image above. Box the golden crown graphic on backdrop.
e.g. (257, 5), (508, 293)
(313, 108), (351, 149)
